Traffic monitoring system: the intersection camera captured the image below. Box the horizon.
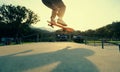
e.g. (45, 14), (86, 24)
(0, 0), (120, 31)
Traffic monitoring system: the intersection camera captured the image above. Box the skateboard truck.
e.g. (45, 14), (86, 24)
(48, 24), (54, 28)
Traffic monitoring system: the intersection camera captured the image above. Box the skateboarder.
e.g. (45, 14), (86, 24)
(42, 0), (67, 26)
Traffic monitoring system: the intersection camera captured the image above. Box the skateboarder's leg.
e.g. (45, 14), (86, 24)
(42, 0), (66, 25)
(42, 0), (57, 23)
(50, 8), (58, 24)
(56, 1), (67, 26)
(57, 0), (66, 19)
(57, 7), (66, 25)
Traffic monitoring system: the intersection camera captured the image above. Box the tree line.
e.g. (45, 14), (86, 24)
(81, 21), (120, 40)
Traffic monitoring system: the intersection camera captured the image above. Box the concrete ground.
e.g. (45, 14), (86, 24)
(0, 42), (120, 72)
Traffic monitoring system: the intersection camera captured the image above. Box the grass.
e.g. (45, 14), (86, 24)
(87, 40), (120, 43)
(108, 41), (120, 44)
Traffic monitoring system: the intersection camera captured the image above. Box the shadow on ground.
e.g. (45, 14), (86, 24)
(0, 47), (99, 72)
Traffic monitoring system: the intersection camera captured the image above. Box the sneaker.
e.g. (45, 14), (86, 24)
(48, 20), (56, 28)
(57, 19), (67, 26)
(51, 19), (56, 24)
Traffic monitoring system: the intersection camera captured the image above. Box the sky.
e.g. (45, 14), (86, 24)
(0, 0), (120, 31)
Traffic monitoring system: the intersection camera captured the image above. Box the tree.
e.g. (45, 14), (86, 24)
(109, 22), (120, 39)
(0, 5), (40, 37)
(83, 29), (96, 37)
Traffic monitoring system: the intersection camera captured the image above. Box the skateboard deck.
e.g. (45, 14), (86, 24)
(47, 21), (74, 33)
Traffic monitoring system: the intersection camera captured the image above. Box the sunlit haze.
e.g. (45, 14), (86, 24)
(0, 0), (120, 31)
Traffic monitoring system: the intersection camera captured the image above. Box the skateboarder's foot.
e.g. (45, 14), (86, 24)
(57, 19), (67, 26)
(51, 19), (56, 25)
(49, 20), (56, 28)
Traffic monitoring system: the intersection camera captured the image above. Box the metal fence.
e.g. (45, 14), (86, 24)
(84, 36), (120, 52)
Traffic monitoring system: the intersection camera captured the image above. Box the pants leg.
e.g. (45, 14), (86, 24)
(56, 0), (66, 19)
(42, 0), (66, 20)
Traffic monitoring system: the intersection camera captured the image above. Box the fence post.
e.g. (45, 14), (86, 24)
(85, 38), (87, 45)
(36, 34), (39, 42)
(102, 39), (104, 49)
(94, 40), (96, 46)
(119, 44), (120, 52)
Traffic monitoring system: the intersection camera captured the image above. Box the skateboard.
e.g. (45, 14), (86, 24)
(47, 21), (74, 33)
